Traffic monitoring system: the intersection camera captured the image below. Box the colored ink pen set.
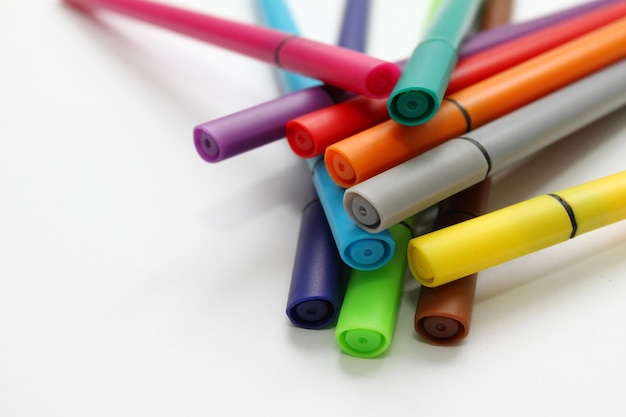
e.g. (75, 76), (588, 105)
(65, 0), (626, 358)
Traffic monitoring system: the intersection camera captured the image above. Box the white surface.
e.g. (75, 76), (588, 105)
(1, 1), (625, 416)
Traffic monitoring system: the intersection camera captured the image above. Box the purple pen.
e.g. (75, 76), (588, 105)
(194, 85), (350, 163)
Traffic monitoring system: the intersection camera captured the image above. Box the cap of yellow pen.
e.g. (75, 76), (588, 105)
(408, 170), (626, 287)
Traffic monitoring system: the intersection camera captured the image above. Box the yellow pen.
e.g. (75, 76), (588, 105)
(408, 170), (626, 287)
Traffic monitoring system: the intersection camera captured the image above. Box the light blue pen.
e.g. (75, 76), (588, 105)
(255, 0), (321, 93)
(387, 0), (482, 126)
(307, 157), (395, 271)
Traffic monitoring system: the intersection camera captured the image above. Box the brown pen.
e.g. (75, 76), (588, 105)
(413, 0), (512, 346)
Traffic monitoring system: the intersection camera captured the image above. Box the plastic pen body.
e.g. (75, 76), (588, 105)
(64, 0), (400, 98)
(255, 0), (321, 93)
(344, 57), (626, 233)
(408, 171), (626, 287)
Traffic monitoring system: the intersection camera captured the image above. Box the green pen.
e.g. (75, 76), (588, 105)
(387, 0), (482, 126)
(335, 217), (415, 358)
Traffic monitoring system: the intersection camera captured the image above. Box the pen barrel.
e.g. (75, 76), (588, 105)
(66, 0), (400, 97)
(454, 16), (626, 128)
(67, 0), (286, 62)
(559, 172), (626, 235)
(335, 221), (414, 358)
(338, 0), (371, 54)
(255, 0), (321, 93)
(286, 186), (346, 329)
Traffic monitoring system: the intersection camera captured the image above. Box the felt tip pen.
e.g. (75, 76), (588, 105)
(64, 0), (400, 98)
(286, 185), (347, 329)
(335, 219), (415, 358)
(344, 57), (626, 233)
(255, 0), (320, 94)
(387, 0), (482, 126)
(286, 0), (626, 159)
(408, 170), (626, 287)
(324, 15), (626, 189)
(308, 157), (395, 271)
(414, 180), (490, 345)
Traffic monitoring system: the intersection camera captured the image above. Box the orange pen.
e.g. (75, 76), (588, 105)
(324, 15), (626, 188)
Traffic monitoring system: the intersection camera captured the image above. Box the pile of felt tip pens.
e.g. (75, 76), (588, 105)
(64, 0), (626, 359)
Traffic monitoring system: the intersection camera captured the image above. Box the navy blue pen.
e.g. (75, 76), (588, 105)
(286, 184), (348, 328)
(276, 0), (373, 328)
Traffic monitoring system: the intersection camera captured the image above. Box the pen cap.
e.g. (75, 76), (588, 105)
(387, 39), (457, 125)
(344, 138), (489, 233)
(311, 160), (395, 271)
(407, 195), (576, 287)
(286, 185), (346, 329)
(414, 181), (490, 344)
(415, 275), (477, 345)
(286, 96), (388, 158)
(335, 220), (414, 358)
(387, 0), (480, 126)
(277, 38), (401, 98)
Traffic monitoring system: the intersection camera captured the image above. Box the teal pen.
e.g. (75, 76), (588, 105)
(387, 0), (482, 126)
(255, 0), (320, 93)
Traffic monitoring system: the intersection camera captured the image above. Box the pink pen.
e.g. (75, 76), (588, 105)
(64, 0), (401, 98)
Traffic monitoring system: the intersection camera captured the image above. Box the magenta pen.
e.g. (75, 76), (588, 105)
(64, 0), (400, 98)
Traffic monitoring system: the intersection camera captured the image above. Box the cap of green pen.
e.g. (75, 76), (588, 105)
(387, 0), (482, 126)
(335, 218), (415, 358)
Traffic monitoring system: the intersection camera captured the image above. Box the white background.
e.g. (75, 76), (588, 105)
(2, 1), (626, 416)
